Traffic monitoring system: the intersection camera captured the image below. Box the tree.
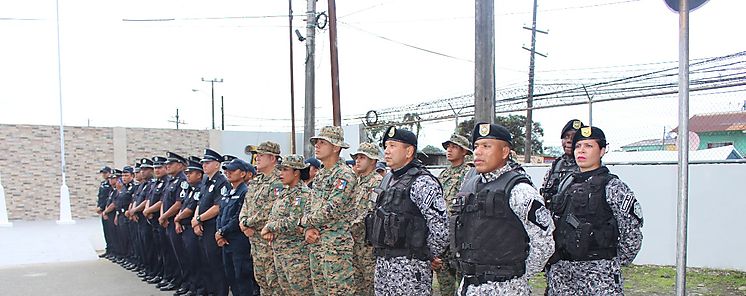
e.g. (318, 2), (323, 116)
(421, 145), (444, 155)
(364, 112), (423, 144)
(456, 114), (545, 155)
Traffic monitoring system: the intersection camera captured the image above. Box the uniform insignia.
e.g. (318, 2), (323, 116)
(231, 195), (239, 200)
(388, 127), (396, 137)
(209, 184), (214, 192)
(632, 201), (643, 223)
(157, 182), (163, 189)
(194, 192), (201, 200)
(230, 188), (236, 195)
(432, 196), (446, 212)
(221, 186), (228, 195)
(180, 181), (189, 189)
(620, 192), (636, 213)
(478, 123), (490, 136)
(581, 126), (592, 137)
(295, 197), (301, 206)
(528, 200), (551, 230)
(369, 191), (379, 203)
(572, 120), (582, 129)
(334, 178), (348, 190)
(274, 187), (281, 197)
(179, 190), (186, 198)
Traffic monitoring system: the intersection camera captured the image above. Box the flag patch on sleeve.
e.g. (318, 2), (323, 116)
(335, 179), (348, 190)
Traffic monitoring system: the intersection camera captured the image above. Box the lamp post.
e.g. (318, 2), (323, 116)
(55, 0), (74, 225)
(201, 78), (223, 129)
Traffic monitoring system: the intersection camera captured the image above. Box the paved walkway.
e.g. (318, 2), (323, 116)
(0, 260), (174, 296)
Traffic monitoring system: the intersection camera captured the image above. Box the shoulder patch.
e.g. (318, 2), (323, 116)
(180, 181), (189, 190)
(273, 186), (282, 197)
(208, 184), (214, 192)
(194, 192), (201, 201)
(221, 186), (228, 196)
(295, 197), (302, 206)
(334, 178), (348, 190)
(631, 200), (644, 225)
(527, 199), (551, 231)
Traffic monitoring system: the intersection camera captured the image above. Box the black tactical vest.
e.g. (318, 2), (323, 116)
(451, 170), (531, 281)
(365, 163), (432, 261)
(541, 156), (578, 207)
(552, 168), (618, 261)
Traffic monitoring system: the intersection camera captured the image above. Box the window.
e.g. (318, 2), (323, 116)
(707, 142), (733, 149)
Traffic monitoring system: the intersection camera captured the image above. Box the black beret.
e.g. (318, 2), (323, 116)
(201, 148), (223, 163)
(165, 151), (187, 164)
(471, 122), (512, 147)
(561, 119), (584, 138)
(122, 166), (135, 174)
(572, 126), (607, 148)
(382, 126), (417, 148)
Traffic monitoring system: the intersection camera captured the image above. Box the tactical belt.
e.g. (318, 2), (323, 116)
(559, 248), (617, 261)
(373, 247), (430, 261)
(457, 261), (525, 280)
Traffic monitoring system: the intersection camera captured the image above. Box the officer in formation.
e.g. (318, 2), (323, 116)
(159, 152), (189, 291)
(261, 154), (314, 295)
(125, 163), (145, 272)
(101, 169), (121, 260)
(96, 166), (113, 258)
(367, 126), (449, 296)
(451, 122), (555, 296)
(143, 156), (170, 287)
(131, 158), (157, 280)
(546, 126), (644, 295)
(349, 143), (384, 296)
(217, 158), (257, 296)
(239, 141), (283, 294)
(434, 133), (472, 296)
(301, 126), (358, 295)
(541, 119), (583, 209)
(173, 158), (206, 295)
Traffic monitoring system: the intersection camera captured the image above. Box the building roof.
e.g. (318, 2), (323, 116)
(621, 138), (676, 148)
(604, 145), (743, 163)
(672, 110), (746, 133)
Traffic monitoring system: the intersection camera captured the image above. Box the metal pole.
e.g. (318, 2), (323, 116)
(176, 109), (180, 129)
(474, 0), (495, 124)
(211, 80), (215, 129)
(328, 0), (341, 126)
(221, 96), (225, 130)
(675, 0), (690, 294)
(55, 0), (74, 225)
(304, 0), (317, 158)
(289, 0), (297, 154)
(524, 0), (539, 163)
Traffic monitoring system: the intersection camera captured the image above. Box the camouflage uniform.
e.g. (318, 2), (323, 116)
(458, 164), (556, 296)
(265, 157), (313, 296)
(239, 141), (284, 295)
(436, 147), (470, 296)
(546, 172), (643, 295)
(302, 158), (358, 296)
(350, 170), (382, 296)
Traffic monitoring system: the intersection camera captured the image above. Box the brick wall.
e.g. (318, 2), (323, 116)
(0, 124), (209, 220)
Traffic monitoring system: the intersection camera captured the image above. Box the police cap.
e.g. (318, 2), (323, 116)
(382, 126), (417, 148)
(201, 148), (223, 163)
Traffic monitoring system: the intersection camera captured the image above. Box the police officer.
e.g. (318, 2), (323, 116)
(546, 126), (643, 295)
(302, 157), (321, 188)
(96, 166), (114, 258)
(366, 126), (449, 296)
(159, 152), (188, 291)
(131, 158), (156, 279)
(260, 154), (314, 295)
(541, 119), (583, 209)
(301, 126), (358, 296)
(239, 141), (283, 295)
(452, 123), (555, 296)
(349, 143), (383, 296)
(125, 163), (144, 272)
(102, 169), (122, 261)
(143, 156), (170, 286)
(375, 162), (387, 178)
(434, 134), (472, 296)
(192, 148), (230, 296)
(173, 158), (206, 296)
(216, 159), (257, 296)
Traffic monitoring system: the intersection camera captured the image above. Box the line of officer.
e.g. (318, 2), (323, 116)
(366, 126), (449, 296)
(434, 134), (472, 296)
(546, 126), (643, 295)
(451, 123), (555, 295)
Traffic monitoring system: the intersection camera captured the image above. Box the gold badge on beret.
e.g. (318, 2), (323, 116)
(479, 123), (490, 137)
(572, 120), (581, 129)
(581, 126), (592, 137)
(388, 127), (396, 137)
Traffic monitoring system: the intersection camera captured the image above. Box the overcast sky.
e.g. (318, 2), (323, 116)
(1, 0), (743, 151)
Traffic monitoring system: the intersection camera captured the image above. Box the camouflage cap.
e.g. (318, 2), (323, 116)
(350, 142), (381, 160)
(277, 154), (309, 170)
(310, 126), (350, 149)
(256, 141), (281, 156)
(441, 134), (473, 155)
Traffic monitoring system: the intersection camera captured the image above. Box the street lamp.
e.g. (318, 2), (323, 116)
(201, 78), (223, 129)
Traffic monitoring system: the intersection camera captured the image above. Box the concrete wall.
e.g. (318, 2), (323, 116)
(523, 162), (746, 271)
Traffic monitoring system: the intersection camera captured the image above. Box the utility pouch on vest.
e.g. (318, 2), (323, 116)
(366, 208), (387, 246)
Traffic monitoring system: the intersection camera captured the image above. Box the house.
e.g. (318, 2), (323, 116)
(604, 145), (743, 163)
(621, 138), (677, 152)
(672, 110), (746, 155)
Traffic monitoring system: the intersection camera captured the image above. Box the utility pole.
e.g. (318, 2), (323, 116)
(201, 77), (223, 129)
(583, 85), (594, 126)
(475, 0), (495, 124)
(169, 108), (186, 129)
(522, 0), (547, 163)
(328, 0), (341, 126)
(221, 96), (225, 130)
(304, 0), (317, 157)
(288, 0), (297, 154)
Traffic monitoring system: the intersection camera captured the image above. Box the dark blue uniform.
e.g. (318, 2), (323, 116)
(149, 175), (171, 282)
(164, 172), (188, 287)
(216, 182), (255, 296)
(178, 182), (205, 293)
(115, 181), (136, 259)
(198, 172), (230, 296)
(133, 180), (154, 272)
(97, 180), (113, 255)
